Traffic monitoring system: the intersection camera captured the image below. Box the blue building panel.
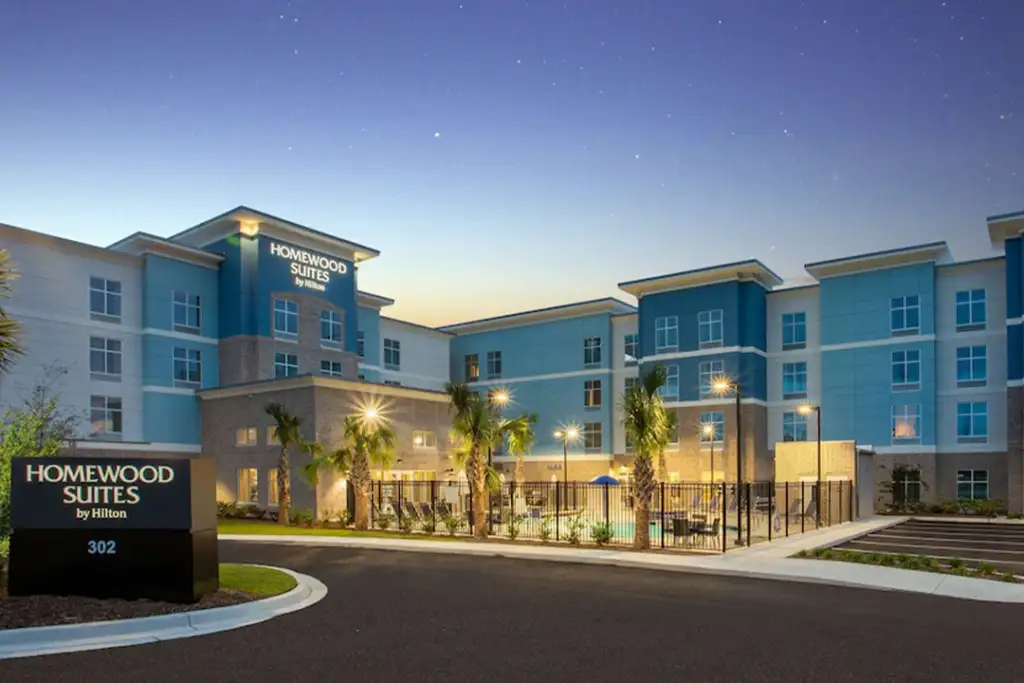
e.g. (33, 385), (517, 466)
(638, 281), (768, 357)
(644, 352), (766, 402)
(1006, 237), (1022, 320)
(819, 263), (936, 346)
(448, 314), (613, 382)
(141, 254), (220, 338)
(142, 392), (201, 444)
(1009, 323), (1023, 382)
(358, 305), (382, 367)
(204, 235), (248, 338)
(141, 334), (219, 388)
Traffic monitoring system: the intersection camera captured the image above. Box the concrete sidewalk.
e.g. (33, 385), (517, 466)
(221, 515), (1024, 603)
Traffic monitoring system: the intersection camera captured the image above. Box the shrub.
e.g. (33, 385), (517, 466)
(290, 508), (314, 527)
(246, 505), (265, 520)
(338, 509), (354, 527)
(399, 514), (415, 534)
(590, 521), (613, 546)
(0, 536), (8, 560)
(421, 516), (436, 534)
(217, 501), (245, 518)
(506, 513), (525, 540)
(566, 513), (585, 546)
(539, 517), (553, 542)
(319, 508), (336, 526)
(263, 509), (279, 522)
(376, 511), (395, 531)
(1008, 512), (1024, 520)
(441, 512), (463, 537)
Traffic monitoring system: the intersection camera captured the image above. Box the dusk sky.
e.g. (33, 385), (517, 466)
(1, 0), (1021, 326)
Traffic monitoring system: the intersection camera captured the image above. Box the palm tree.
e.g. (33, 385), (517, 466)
(656, 409), (678, 483)
(317, 414), (396, 530)
(0, 248), (23, 373)
(265, 402), (302, 525)
(621, 365), (672, 549)
(444, 382), (536, 540)
(507, 413), (538, 487)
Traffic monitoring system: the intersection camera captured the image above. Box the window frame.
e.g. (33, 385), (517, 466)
(486, 350), (502, 378)
(235, 427), (258, 447)
(383, 338), (401, 370)
(583, 337), (602, 367)
(412, 430), (438, 449)
(268, 469), (279, 506)
(698, 359), (724, 396)
(782, 361), (808, 399)
(237, 468), (259, 504)
(654, 316), (678, 353)
(584, 379), (602, 408)
(172, 290), (201, 334)
(698, 309), (724, 349)
(172, 347), (202, 387)
(890, 295), (921, 336)
(89, 395), (123, 438)
(89, 336), (122, 381)
(464, 353), (480, 382)
(356, 330), (365, 358)
(662, 365), (680, 400)
(955, 289), (986, 331)
(956, 401), (988, 443)
(957, 469), (989, 500)
(320, 359), (343, 377)
(89, 276), (123, 322)
(273, 298), (299, 340)
(781, 312), (807, 350)
(320, 309), (342, 346)
(582, 422), (602, 452)
(623, 333), (639, 365)
(699, 410), (724, 446)
(274, 352), (298, 378)
(891, 404), (921, 444)
(891, 349), (922, 391)
(955, 345), (987, 387)
(782, 411), (808, 442)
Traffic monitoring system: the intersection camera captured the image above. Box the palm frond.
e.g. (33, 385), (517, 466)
(484, 465), (502, 493)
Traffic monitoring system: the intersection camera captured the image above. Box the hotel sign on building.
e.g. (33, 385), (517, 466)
(269, 241), (349, 292)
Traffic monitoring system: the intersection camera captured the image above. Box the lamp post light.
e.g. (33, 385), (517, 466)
(553, 425), (581, 484)
(702, 423), (715, 483)
(713, 378), (743, 546)
(488, 389), (511, 469)
(799, 403), (823, 524)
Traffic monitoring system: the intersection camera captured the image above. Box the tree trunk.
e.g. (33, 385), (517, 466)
(470, 446), (488, 539)
(351, 449), (371, 531)
(632, 453), (656, 549)
(634, 498), (651, 549)
(657, 452), (668, 483)
(515, 454), (525, 487)
(277, 445), (291, 525)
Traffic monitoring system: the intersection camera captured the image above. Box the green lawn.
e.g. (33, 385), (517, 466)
(218, 519), (462, 541)
(219, 563), (297, 597)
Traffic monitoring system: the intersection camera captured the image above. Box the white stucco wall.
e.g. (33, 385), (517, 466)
(378, 317), (451, 391)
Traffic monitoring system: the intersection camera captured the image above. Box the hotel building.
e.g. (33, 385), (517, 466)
(0, 207), (1020, 512)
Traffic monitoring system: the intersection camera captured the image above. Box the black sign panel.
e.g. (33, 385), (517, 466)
(11, 457), (193, 530)
(8, 457), (219, 603)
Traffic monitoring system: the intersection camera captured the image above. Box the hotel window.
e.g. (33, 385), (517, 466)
(465, 353), (480, 382)
(584, 379), (602, 408)
(782, 411), (808, 442)
(891, 349), (921, 390)
(955, 289), (986, 330)
(624, 333), (639, 365)
(267, 426), (281, 445)
(662, 365), (679, 400)
(413, 430), (437, 448)
(698, 309), (724, 348)
(274, 352), (298, 378)
(624, 377), (640, 399)
(956, 401), (988, 442)
(957, 469), (989, 500)
(699, 411), (724, 445)
(782, 362), (808, 399)
(956, 346), (987, 386)
(273, 298), (298, 339)
(654, 316), (678, 353)
(891, 404), (921, 443)
(320, 310), (342, 346)
(235, 427), (257, 446)
(172, 291), (201, 333)
(268, 469), (279, 506)
(583, 422), (602, 452)
(173, 347), (202, 386)
(781, 312), (807, 349)
(890, 295), (920, 335)
(89, 276), (122, 322)
(384, 338), (401, 370)
(356, 330), (365, 358)
(320, 360), (343, 377)
(894, 468), (922, 506)
(89, 336), (122, 381)
(89, 396), (123, 438)
(583, 337), (602, 367)
(486, 351), (502, 378)
(237, 468), (259, 504)
(699, 359), (724, 396)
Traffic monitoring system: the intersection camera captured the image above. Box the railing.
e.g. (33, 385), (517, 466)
(368, 480), (854, 552)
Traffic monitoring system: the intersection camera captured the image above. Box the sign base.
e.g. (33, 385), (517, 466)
(8, 529), (218, 603)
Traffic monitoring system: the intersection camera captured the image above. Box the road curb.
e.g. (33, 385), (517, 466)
(219, 533), (1024, 603)
(0, 565), (327, 660)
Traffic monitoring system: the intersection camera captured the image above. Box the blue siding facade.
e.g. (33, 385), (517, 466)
(819, 263), (936, 345)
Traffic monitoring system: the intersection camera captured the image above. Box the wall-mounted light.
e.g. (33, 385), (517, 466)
(239, 220), (260, 238)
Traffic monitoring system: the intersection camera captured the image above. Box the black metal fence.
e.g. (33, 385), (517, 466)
(368, 479), (854, 552)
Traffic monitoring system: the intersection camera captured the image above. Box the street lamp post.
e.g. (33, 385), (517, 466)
(713, 378), (743, 546)
(487, 389), (510, 469)
(799, 404), (823, 524)
(702, 423), (715, 483)
(553, 425), (580, 485)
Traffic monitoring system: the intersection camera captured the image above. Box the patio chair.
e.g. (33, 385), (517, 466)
(403, 500), (421, 520)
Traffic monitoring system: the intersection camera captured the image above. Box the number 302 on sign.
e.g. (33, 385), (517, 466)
(87, 540), (117, 555)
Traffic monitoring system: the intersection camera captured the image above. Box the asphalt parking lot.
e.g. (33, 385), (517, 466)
(835, 519), (1024, 574)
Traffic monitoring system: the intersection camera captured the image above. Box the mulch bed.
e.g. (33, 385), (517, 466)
(0, 587), (255, 631)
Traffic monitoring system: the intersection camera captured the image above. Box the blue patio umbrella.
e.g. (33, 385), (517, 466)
(591, 475), (619, 485)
